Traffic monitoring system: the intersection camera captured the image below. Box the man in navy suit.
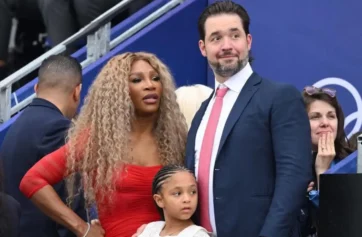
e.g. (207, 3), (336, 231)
(185, 1), (312, 237)
(0, 55), (86, 237)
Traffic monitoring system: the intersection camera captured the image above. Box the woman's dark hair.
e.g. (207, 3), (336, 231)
(152, 165), (194, 220)
(302, 89), (353, 159)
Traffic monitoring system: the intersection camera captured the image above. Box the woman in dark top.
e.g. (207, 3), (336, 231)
(299, 86), (353, 236)
(0, 161), (21, 237)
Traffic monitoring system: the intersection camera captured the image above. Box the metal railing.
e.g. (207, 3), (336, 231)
(0, 0), (184, 124)
(357, 134), (362, 173)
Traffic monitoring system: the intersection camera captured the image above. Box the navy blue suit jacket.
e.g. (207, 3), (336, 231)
(185, 73), (313, 237)
(0, 98), (86, 237)
(0, 193), (21, 237)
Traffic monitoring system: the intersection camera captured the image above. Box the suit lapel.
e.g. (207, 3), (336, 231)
(217, 73), (261, 156)
(185, 91), (214, 172)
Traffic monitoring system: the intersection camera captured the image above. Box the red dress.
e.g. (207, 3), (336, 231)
(19, 145), (162, 237)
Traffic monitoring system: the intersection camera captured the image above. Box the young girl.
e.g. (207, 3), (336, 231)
(139, 165), (211, 237)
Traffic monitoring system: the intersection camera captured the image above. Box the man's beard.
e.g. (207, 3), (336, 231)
(209, 54), (249, 78)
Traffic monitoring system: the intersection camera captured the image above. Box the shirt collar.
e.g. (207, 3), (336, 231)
(214, 62), (253, 93)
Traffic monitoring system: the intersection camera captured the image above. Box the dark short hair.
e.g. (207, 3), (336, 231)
(198, 0), (250, 41)
(38, 55), (82, 93)
(302, 90), (353, 159)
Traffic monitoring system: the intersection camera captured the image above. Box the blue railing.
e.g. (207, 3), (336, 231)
(0, 0), (208, 144)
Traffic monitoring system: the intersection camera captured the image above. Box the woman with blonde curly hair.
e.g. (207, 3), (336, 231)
(19, 52), (188, 237)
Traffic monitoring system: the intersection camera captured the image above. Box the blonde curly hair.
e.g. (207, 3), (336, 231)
(65, 52), (188, 207)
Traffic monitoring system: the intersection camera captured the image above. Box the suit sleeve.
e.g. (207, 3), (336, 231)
(260, 85), (313, 237)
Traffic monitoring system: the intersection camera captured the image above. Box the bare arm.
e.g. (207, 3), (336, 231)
(30, 185), (88, 236)
(19, 145), (104, 236)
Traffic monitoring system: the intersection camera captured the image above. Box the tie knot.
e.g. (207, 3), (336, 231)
(216, 87), (228, 98)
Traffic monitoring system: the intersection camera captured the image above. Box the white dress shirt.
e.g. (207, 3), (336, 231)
(194, 63), (253, 235)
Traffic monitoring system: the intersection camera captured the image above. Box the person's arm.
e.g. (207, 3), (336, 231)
(314, 133), (336, 189)
(30, 186), (88, 235)
(19, 145), (103, 236)
(38, 119), (89, 236)
(259, 85), (313, 237)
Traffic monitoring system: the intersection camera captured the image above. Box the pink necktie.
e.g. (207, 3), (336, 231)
(198, 86), (228, 232)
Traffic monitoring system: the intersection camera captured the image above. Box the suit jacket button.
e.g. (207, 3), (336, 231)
(215, 168), (220, 171)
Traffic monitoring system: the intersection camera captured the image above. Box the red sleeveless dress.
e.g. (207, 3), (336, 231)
(20, 145), (162, 237)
